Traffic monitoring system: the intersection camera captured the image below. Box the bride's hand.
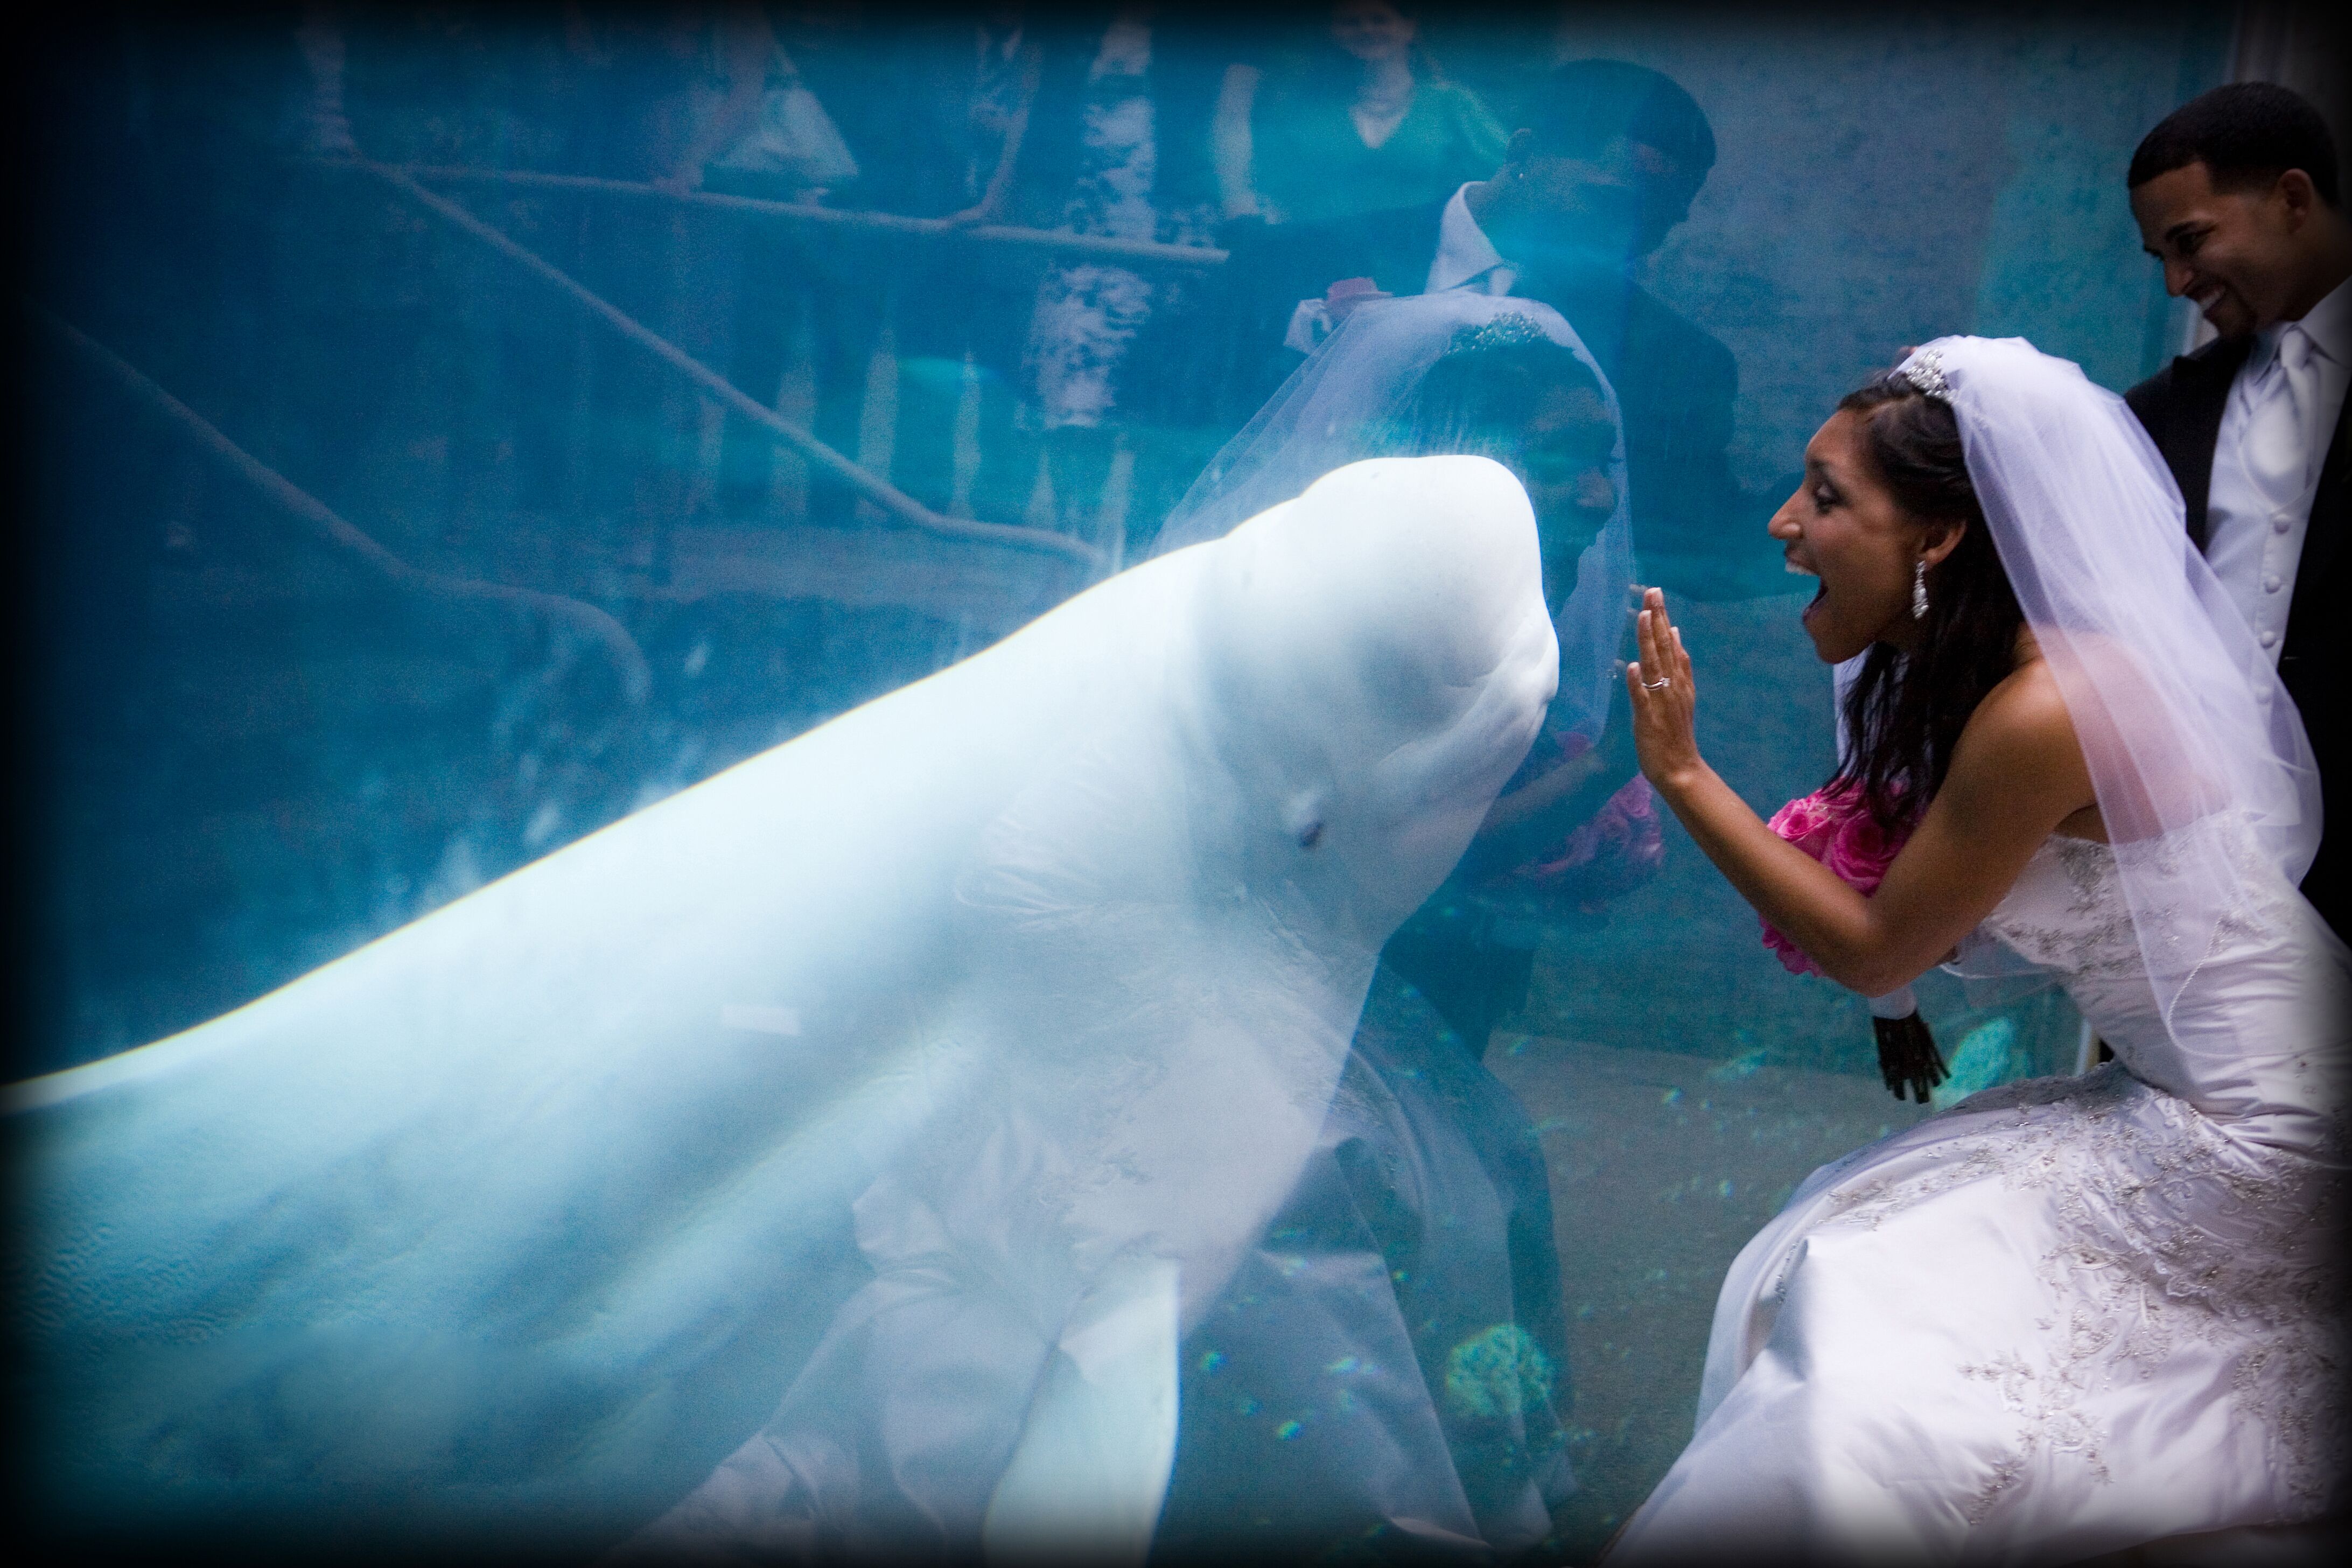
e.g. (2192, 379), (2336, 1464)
(1626, 586), (1705, 794)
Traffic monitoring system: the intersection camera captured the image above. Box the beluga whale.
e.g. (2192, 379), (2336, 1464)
(11, 454), (1560, 1559)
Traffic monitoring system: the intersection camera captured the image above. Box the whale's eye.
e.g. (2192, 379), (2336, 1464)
(1282, 789), (1328, 850)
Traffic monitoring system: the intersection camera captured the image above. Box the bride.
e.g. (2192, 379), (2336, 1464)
(1609, 337), (2345, 1560)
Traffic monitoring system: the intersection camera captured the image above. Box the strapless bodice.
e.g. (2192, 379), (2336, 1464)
(1975, 820), (2344, 1157)
(1976, 832), (2143, 978)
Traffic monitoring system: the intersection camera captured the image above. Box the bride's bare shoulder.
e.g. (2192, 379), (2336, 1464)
(1947, 657), (2094, 798)
(1968, 657), (2075, 741)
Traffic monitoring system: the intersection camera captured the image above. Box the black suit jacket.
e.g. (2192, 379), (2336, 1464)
(2127, 338), (2349, 934)
(1210, 199), (1769, 597)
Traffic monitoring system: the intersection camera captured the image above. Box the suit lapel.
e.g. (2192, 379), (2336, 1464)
(2174, 339), (2251, 551)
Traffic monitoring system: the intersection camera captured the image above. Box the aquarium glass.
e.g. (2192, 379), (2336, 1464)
(22, 3), (2231, 1555)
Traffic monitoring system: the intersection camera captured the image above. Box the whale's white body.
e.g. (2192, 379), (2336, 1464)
(12, 457), (1558, 1553)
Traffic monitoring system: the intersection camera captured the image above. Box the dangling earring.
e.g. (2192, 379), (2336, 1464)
(1911, 559), (1929, 620)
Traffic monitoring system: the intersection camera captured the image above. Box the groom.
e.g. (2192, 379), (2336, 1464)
(1215, 60), (1770, 598)
(2126, 83), (2350, 936)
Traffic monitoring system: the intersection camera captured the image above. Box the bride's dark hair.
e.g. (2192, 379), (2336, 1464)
(1831, 374), (2025, 831)
(1393, 317), (1602, 446)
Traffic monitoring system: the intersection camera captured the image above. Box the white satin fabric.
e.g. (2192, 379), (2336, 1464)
(1613, 819), (2347, 1564)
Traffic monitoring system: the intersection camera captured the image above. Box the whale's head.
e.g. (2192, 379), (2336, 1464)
(1185, 456), (1559, 945)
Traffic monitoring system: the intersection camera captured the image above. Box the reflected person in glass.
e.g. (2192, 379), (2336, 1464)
(1158, 297), (1651, 1557)
(1215, 58), (1766, 597)
(1224, 0), (1508, 228)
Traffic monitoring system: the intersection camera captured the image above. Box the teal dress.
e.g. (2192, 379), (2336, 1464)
(1255, 78), (1508, 227)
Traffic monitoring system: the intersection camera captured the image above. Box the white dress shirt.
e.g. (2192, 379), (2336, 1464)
(1285, 185), (1519, 351)
(1425, 184), (1517, 296)
(2205, 275), (2351, 663)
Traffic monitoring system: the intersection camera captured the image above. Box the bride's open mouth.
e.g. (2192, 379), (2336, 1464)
(1787, 555), (1826, 622)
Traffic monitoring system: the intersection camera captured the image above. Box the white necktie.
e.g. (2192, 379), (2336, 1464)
(2245, 324), (2321, 505)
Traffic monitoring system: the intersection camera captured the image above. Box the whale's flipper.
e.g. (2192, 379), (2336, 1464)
(983, 1255), (1182, 1564)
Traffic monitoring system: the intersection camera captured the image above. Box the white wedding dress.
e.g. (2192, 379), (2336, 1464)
(1613, 816), (2347, 1563)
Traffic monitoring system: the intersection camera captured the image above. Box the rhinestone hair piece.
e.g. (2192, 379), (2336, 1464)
(1448, 312), (1557, 355)
(1899, 346), (1951, 400)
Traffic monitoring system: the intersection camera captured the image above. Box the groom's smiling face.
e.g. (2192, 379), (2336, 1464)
(2131, 160), (2316, 338)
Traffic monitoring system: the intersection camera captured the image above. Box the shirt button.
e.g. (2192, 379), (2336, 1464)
(2265, 574), (2284, 593)
(2260, 628), (2279, 648)
(2273, 516), (2292, 534)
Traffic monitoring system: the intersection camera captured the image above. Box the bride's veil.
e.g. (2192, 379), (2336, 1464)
(1154, 291), (1635, 747)
(1914, 335), (2337, 1023)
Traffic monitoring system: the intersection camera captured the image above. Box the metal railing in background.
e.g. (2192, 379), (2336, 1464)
(34, 303), (655, 704)
(362, 163), (1109, 572)
(391, 163), (1232, 270)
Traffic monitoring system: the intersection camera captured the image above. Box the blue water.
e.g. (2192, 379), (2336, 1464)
(22, 5), (2222, 1554)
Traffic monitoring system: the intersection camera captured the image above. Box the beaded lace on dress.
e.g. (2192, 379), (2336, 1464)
(1819, 825), (2347, 1523)
(1616, 822), (2347, 1561)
